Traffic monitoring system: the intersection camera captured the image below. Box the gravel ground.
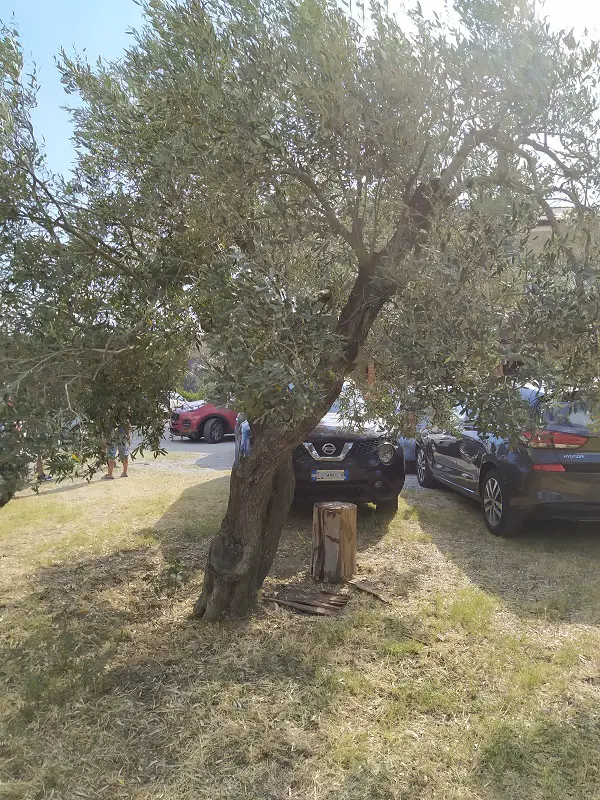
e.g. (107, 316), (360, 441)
(403, 473), (421, 490)
(131, 431), (235, 473)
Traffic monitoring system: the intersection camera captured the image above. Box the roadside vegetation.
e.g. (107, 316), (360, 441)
(1, 459), (599, 799)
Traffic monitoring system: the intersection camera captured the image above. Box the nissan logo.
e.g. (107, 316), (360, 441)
(322, 443), (336, 455)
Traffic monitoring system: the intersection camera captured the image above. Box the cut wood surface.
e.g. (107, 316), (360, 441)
(311, 501), (357, 583)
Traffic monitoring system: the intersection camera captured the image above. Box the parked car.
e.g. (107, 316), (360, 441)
(234, 393), (405, 511)
(169, 401), (237, 443)
(398, 419), (429, 472)
(293, 398), (405, 511)
(415, 387), (600, 536)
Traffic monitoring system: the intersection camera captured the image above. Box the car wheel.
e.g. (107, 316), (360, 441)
(481, 469), (523, 537)
(376, 495), (399, 514)
(416, 446), (437, 488)
(204, 417), (225, 444)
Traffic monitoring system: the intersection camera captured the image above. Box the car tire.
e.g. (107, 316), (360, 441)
(481, 469), (523, 537)
(376, 495), (399, 514)
(204, 417), (225, 444)
(416, 446), (437, 488)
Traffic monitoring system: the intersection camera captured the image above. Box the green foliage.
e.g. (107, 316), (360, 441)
(3, 0), (600, 482)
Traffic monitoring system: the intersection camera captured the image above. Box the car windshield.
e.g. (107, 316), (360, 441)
(543, 401), (595, 429)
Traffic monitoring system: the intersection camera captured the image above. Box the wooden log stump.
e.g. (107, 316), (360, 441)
(311, 501), (357, 583)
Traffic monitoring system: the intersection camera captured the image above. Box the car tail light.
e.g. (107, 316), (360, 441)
(521, 430), (588, 449)
(549, 432), (589, 448)
(532, 463), (566, 472)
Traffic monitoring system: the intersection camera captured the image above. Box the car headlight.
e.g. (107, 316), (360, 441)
(378, 442), (395, 465)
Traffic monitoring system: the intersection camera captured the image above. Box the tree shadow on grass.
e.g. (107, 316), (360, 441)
(150, 477), (396, 587)
(403, 485), (600, 625)
(15, 478), (93, 499)
(4, 476), (599, 799)
(0, 473), (420, 800)
(476, 709), (600, 800)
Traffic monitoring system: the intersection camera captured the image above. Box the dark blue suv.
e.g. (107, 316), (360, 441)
(236, 397), (405, 512)
(415, 387), (600, 536)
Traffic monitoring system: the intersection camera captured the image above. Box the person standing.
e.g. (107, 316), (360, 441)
(103, 422), (130, 479)
(234, 412), (251, 466)
(35, 454), (53, 482)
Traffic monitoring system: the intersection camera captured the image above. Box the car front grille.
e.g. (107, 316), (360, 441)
(351, 440), (380, 456)
(294, 437), (380, 463)
(171, 413), (180, 422)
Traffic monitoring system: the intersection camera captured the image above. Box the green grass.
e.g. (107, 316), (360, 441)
(0, 468), (600, 799)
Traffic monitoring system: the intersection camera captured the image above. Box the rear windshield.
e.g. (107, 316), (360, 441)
(542, 402), (594, 429)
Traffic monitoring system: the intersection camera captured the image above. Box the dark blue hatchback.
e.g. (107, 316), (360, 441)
(415, 388), (600, 536)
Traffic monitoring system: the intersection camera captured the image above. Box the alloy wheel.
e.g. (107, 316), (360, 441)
(483, 476), (503, 528)
(210, 420), (224, 442)
(417, 449), (426, 483)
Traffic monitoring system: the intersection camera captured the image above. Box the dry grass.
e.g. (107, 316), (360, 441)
(1, 459), (600, 800)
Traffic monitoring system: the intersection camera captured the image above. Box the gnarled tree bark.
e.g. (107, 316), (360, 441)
(193, 391), (343, 621)
(193, 461), (295, 620)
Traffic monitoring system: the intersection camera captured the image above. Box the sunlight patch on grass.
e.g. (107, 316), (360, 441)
(447, 586), (498, 633)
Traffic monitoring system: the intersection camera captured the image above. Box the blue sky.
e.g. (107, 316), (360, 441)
(3, 0), (599, 177)
(2, 0), (144, 176)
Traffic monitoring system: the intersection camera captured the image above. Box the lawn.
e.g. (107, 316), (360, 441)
(1, 455), (599, 800)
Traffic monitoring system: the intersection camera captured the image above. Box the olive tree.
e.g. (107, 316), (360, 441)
(3, 0), (600, 618)
(0, 25), (191, 483)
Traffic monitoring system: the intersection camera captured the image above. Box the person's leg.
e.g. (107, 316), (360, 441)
(36, 454), (52, 481)
(105, 439), (117, 478)
(118, 442), (129, 476)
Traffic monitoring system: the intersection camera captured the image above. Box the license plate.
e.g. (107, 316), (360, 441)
(311, 469), (349, 482)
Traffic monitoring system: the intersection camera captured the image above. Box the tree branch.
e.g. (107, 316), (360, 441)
(439, 127), (495, 189)
(7, 145), (144, 284)
(489, 137), (569, 241)
(283, 164), (371, 268)
(376, 128), (496, 273)
(522, 138), (578, 177)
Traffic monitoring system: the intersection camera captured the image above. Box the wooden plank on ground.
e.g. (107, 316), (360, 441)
(264, 587), (350, 616)
(347, 579), (391, 604)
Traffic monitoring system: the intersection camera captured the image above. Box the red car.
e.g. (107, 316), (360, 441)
(169, 401), (237, 443)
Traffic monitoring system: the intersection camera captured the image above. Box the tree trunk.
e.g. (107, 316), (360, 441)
(192, 258), (398, 621)
(193, 380), (346, 620)
(193, 440), (296, 620)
